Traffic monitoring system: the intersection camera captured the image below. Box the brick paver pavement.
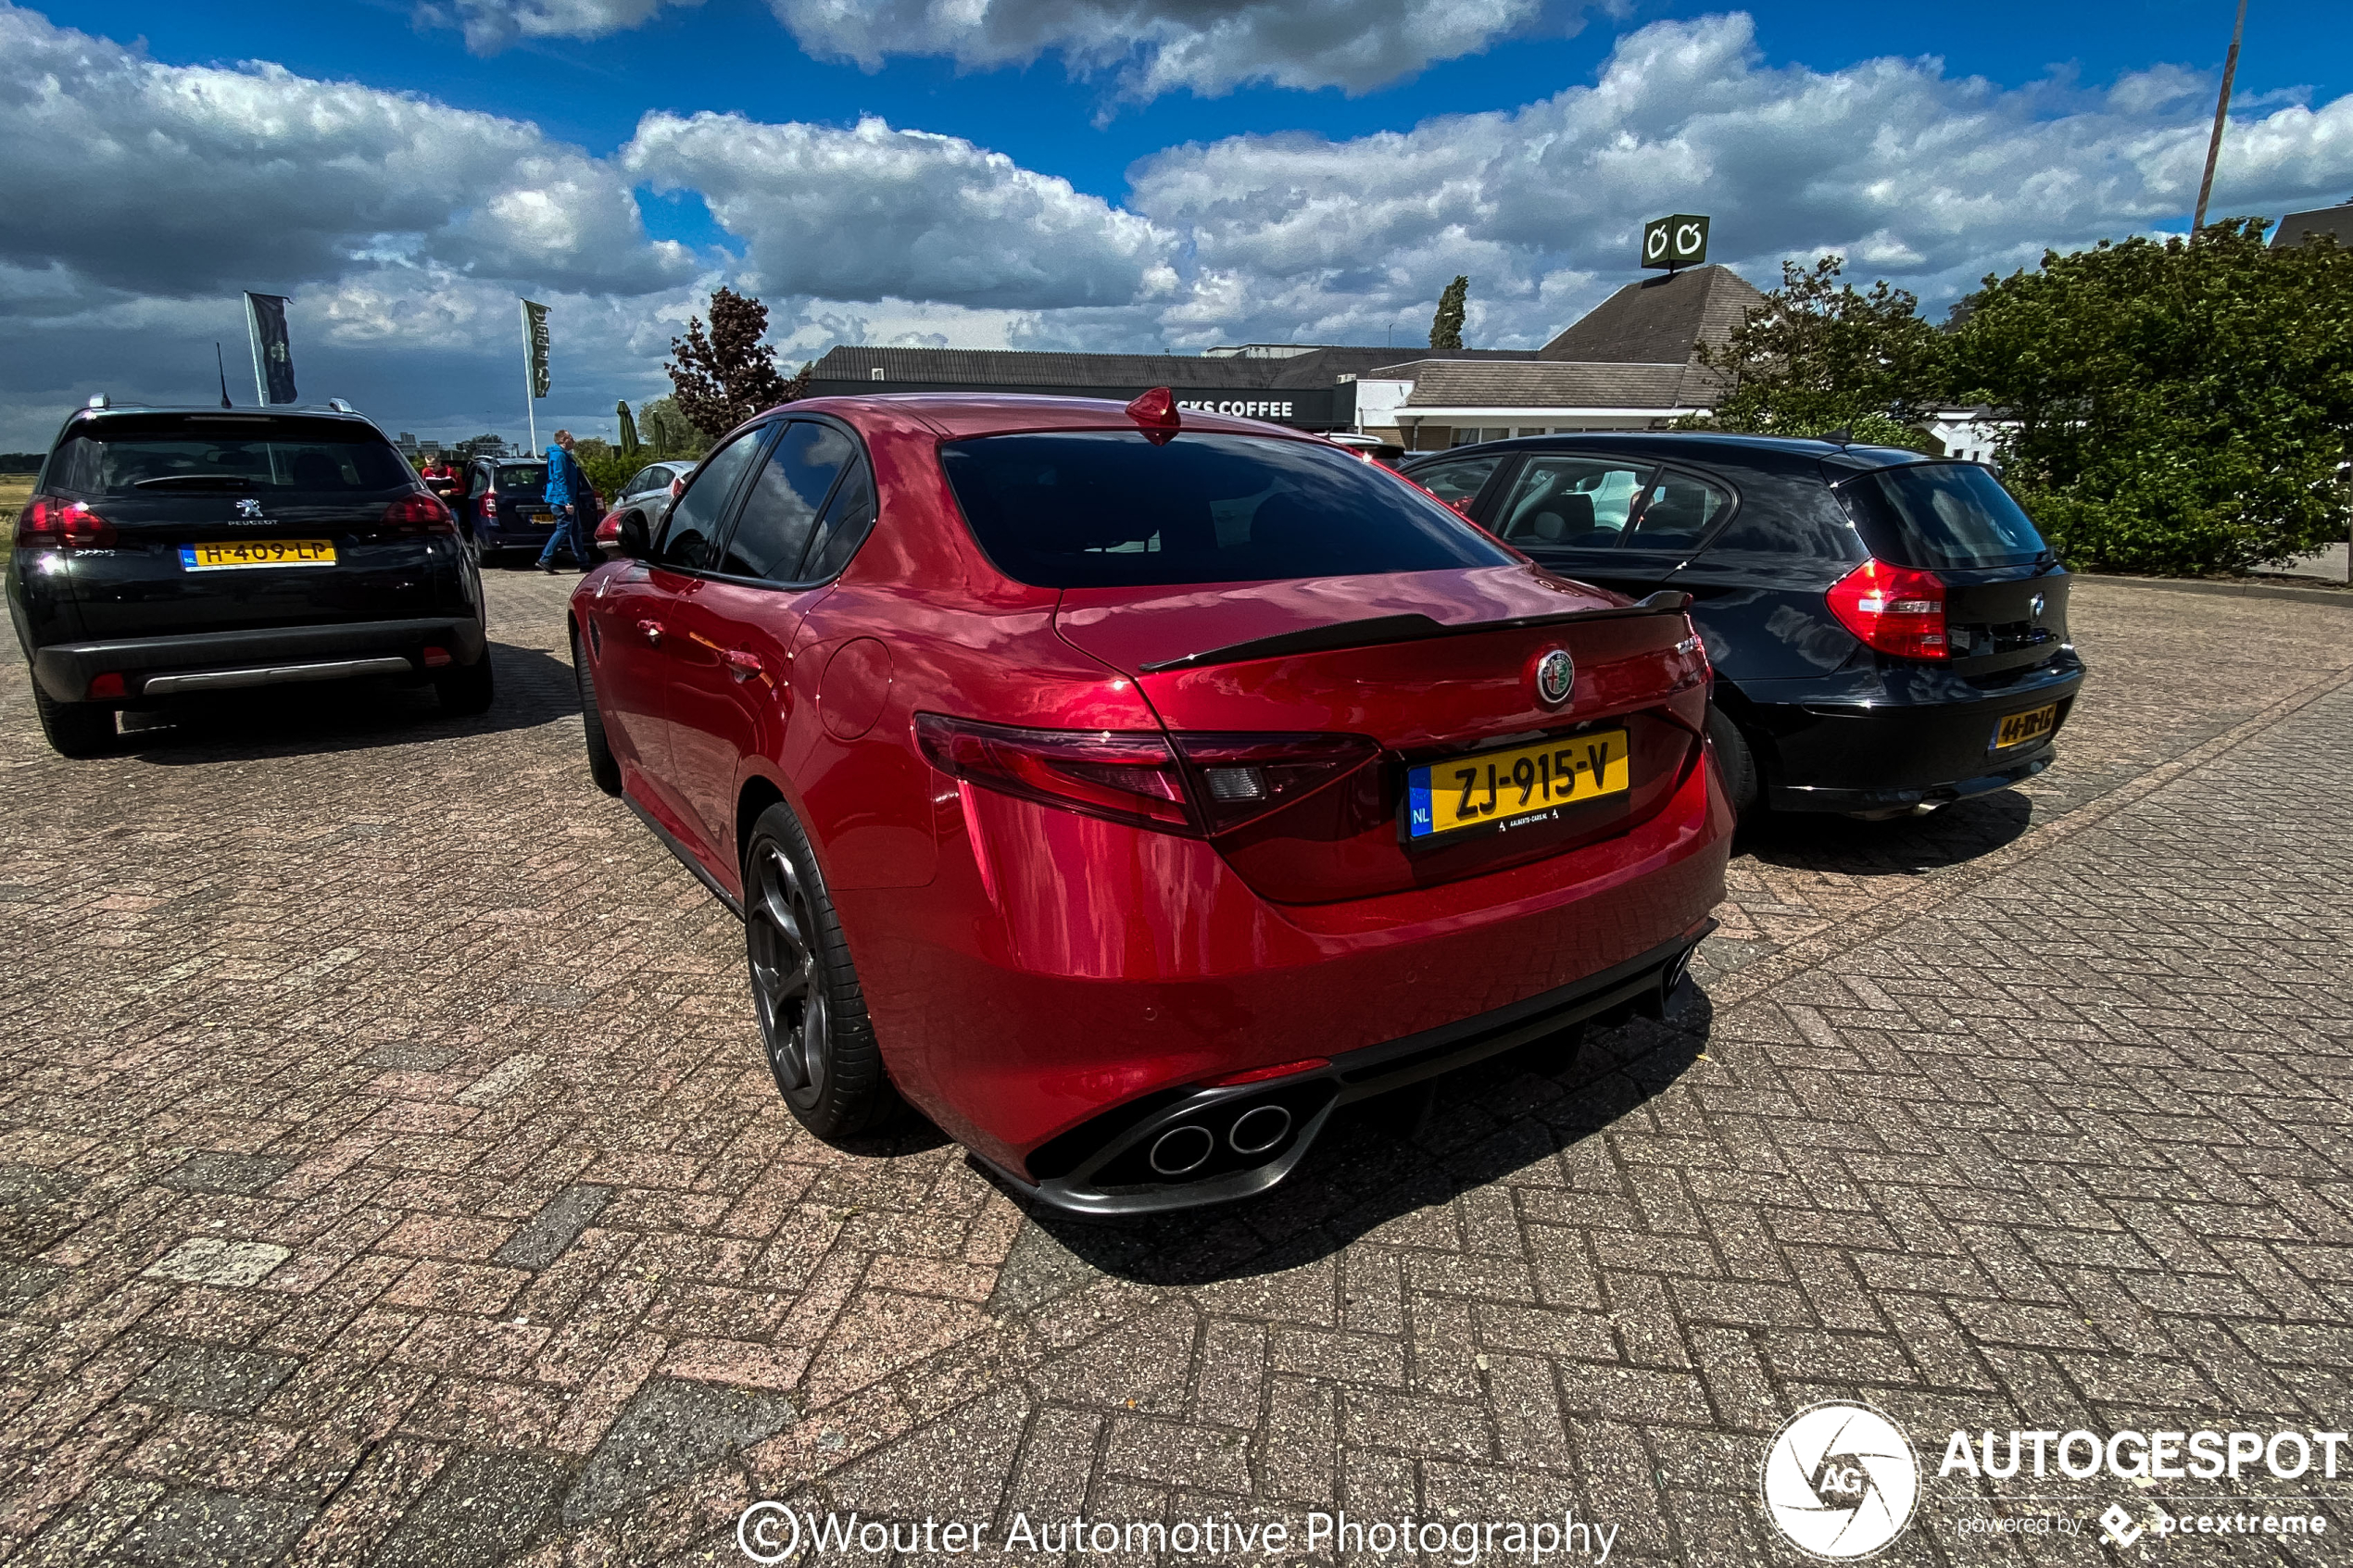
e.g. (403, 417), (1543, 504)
(1, 574), (2348, 1565)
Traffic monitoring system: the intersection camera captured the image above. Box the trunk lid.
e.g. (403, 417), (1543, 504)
(1055, 564), (1710, 903)
(1940, 564), (2070, 675)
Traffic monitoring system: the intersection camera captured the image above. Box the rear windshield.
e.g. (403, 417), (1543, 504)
(496, 464), (548, 494)
(1839, 461), (2049, 571)
(48, 416), (413, 496)
(939, 431), (1515, 589)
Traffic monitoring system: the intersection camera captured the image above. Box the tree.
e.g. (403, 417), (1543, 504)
(667, 287), (797, 437)
(637, 395), (708, 458)
(1428, 276), (1468, 350)
(1689, 255), (1951, 447)
(1952, 220), (2353, 574)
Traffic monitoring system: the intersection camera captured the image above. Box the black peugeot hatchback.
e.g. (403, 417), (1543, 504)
(7, 400), (491, 757)
(1403, 433), (2082, 822)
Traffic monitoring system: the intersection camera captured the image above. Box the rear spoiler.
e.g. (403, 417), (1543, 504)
(1137, 591), (1693, 674)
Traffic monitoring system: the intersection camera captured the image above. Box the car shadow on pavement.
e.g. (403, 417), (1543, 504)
(987, 988), (1713, 1302)
(1737, 785), (2034, 878)
(119, 642), (581, 764)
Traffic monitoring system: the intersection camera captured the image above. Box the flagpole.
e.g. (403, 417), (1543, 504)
(522, 299), (537, 454)
(245, 295), (266, 407)
(2193, 0), (2250, 234)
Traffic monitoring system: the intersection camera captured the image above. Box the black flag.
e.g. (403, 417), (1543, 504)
(245, 293), (297, 404)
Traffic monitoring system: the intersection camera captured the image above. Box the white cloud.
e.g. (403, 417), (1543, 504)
(623, 111), (1176, 309)
(418, 0), (700, 54)
(0, 4), (688, 300)
(430, 0), (1550, 99)
(766, 0), (1549, 100)
(1126, 14), (2353, 347)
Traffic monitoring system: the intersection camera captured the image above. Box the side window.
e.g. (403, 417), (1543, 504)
(719, 422), (855, 582)
(653, 428), (762, 572)
(800, 454), (876, 582)
(468, 464), (491, 499)
(1692, 470), (1856, 559)
(622, 467), (653, 496)
(1410, 454), (1504, 514)
(1495, 458), (1654, 547)
(1626, 471), (1734, 551)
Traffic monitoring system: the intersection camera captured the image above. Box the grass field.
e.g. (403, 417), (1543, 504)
(0, 476), (33, 517)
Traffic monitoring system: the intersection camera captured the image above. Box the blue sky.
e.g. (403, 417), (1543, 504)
(3, 0), (2347, 447)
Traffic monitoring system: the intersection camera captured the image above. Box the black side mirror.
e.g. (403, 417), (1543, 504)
(617, 511), (651, 559)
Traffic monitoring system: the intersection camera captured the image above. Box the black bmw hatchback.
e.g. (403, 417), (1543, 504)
(7, 402), (491, 757)
(1403, 433), (2083, 822)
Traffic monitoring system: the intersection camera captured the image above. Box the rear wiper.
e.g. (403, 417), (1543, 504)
(132, 475), (258, 490)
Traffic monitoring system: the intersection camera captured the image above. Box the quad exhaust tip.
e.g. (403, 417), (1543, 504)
(1148, 1123), (1216, 1176)
(1228, 1103), (1292, 1156)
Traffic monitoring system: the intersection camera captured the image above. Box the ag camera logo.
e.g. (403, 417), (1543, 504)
(1762, 1401), (1920, 1559)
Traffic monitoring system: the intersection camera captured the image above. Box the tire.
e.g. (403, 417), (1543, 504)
(742, 801), (898, 1139)
(1705, 702), (1759, 827)
(31, 680), (113, 758)
(434, 657), (495, 716)
(571, 629), (622, 796)
(465, 533), (484, 568)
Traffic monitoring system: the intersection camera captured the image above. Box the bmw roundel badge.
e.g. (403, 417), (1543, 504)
(1534, 647), (1575, 707)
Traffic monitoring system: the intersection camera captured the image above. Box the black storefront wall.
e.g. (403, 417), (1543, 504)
(801, 379), (1356, 431)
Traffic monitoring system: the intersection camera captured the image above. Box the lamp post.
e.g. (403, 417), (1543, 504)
(2192, 0), (2250, 234)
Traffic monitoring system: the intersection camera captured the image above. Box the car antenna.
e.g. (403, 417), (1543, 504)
(215, 343), (233, 408)
(1821, 426), (1854, 447)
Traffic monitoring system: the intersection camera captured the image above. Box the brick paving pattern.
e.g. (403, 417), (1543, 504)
(1, 574), (2348, 1565)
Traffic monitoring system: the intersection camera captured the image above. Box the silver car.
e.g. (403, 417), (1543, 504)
(596, 458), (697, 556)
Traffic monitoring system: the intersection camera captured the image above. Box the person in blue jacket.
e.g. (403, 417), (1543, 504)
(535, 430), (600, 573)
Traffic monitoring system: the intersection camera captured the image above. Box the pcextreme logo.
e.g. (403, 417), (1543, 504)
(1761, 1401), (1921, 1560)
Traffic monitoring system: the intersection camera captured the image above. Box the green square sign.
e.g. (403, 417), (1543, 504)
(1642, 215), (1710, 270)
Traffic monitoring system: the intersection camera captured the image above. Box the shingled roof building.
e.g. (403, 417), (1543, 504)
(800, 343), (1528, 432)
(798, 262), (1768, 448)
(1360, 265), (1767, 449)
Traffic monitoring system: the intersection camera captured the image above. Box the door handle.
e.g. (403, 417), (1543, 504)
(723, 648), (762, 682)
(637, 619), (663, 646)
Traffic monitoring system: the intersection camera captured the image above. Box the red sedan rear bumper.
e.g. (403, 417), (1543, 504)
(835, 746), (1730, 1207)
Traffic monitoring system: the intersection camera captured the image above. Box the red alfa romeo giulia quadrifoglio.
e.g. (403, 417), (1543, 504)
(570, 389), (1731, 1214)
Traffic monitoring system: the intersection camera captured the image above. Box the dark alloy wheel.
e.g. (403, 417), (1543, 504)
(1705, 702), (1759, 827)
(31, 681), (113, 758)
(743, 802), (896, 1139)
(434, 657), (495, 716)
(571, 629), (622, 795)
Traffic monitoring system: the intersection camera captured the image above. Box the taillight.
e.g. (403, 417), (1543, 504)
(1171, 732), (1380, 835)
(916, 715), (1378, 836)
(1826, 558), (1947, 659)
(16, 495), (115, 550)
(918, 716), (1192, 832)
(381, 491), (458, 534)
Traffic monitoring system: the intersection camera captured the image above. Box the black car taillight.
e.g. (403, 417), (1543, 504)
(917, 715), (1379, 837)
(380, 491), (458, 535)
(1826, 558), (1947, 659)
(16, 495), (115, 551)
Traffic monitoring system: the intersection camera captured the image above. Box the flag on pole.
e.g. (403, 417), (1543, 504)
(522, 300), (551, 397)
(244, 293), (297, 404)
(522, 299), (549, 452)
